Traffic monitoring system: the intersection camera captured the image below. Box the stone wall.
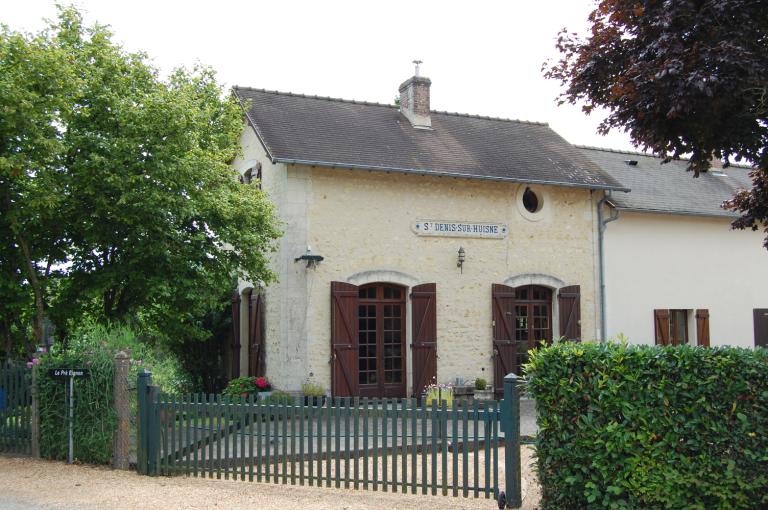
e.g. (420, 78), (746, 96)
(232, 126), (601, 394)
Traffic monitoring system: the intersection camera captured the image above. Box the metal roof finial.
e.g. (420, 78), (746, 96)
(413, 60), (423, 77)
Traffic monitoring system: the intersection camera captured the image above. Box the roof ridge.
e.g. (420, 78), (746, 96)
(233, 85), (398, 109)
(233, 85), (547, 126)
(576, 144), (754, 169)
(575, 144), (655, 158)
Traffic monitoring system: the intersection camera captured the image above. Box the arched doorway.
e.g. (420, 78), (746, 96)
(514, 285), (553, 361)
(492, 283), (554, 398)
(357, 283), (407, 398)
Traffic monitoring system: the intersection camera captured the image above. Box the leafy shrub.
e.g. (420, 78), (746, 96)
(526, 343), (768, 509)
(301, 382), (325, 397)
(474, 377), (487, 391)
(262, 390), (294, 405)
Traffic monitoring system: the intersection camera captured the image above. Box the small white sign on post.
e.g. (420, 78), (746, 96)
(412, 220), (508, 239)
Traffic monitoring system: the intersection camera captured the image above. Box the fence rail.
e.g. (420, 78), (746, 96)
(138, 373), (525, 507)
(0, 364), (32, 454)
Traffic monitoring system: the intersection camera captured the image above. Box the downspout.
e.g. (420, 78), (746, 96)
(597, 190), (619, 342)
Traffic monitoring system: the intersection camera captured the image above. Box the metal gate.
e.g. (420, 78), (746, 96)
(0, 363), (32, 454)
(137, 373), (525, 507)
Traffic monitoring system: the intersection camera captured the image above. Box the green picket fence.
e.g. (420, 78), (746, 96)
(137, 373), (525, 506)
(0, 363), (32, 454)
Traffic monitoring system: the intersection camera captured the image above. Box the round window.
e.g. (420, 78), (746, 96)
(522, 187), (540, 213)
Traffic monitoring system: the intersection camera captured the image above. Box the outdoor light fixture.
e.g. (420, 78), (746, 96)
(295, 246), (324, 268)
(457, 246), (466, 273)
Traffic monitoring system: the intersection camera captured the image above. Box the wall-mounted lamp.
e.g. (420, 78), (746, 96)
(295, 246), (324, 268)
(457, 246), (466, 273)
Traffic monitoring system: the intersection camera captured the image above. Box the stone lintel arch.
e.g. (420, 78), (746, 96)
(503, 273), (568, 341)
(346, 269), (421, 289)
(504, 273), (566, 290)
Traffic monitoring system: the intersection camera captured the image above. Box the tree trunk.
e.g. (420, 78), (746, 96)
(17, 236), (45, 345)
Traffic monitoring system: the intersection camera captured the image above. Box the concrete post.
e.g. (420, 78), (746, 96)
(112, 351), (130, 470)
(31, 366), (40, 458)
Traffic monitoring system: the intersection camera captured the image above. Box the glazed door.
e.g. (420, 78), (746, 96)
(513, 286), (553, 372)
(358, 284), (407, 398)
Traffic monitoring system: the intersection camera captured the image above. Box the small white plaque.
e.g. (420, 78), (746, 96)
(412, 220), (508, 239)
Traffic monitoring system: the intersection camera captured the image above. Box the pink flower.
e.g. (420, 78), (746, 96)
(26, 362), (33, 369)
(32, 358), (40, 365)
(255, 377), (269, 390)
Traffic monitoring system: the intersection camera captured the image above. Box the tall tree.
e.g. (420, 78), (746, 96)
(545, 0), (768, 246)
(0, 8), (280, 351)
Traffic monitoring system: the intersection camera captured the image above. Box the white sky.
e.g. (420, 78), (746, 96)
(3, 0), (638, 152)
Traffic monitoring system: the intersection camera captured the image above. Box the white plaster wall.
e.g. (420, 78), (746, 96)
(231, 124), (306, 385)
(301, 166), (600, 394)
(604, 212), (768, 347)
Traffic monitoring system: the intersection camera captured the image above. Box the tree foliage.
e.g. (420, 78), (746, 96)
(0, 7), (279, 355)
(545, 0), (768, 246)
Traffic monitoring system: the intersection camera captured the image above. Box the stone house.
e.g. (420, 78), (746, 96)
(580, 147), (768, 348)
(228, 71), (627, 398)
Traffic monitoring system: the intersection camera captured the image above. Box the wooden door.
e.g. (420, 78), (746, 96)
(357, 284), (407, 398)
(755, 309), (768, 348)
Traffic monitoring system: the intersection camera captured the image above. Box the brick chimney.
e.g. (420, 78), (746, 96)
(399, 62), (431, 129)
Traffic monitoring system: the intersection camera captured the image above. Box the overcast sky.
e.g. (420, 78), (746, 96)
(4, 0), (638, 152)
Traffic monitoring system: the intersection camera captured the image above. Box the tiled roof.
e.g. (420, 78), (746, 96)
(233, 87), (627, 191)
(578, 146), (754, 217)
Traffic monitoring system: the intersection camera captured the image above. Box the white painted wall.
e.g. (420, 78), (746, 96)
(604, 212), (768, 347)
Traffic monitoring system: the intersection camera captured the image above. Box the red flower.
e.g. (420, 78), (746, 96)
(255, 377), (269, 390)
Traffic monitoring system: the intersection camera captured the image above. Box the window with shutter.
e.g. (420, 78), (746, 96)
(695, 309), (710, 347)
(411, 283), (437, 399)
(654, 309), (670, 345)
(331, 282), (359, 397)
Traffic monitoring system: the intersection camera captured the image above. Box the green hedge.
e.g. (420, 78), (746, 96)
(526, 343), (768, 509)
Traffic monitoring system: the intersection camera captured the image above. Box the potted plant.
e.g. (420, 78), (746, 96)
(424, 380), (454, 408)
(222, 376), (272, 400)
(301, 382), (326, 406)
(474, 377), (494, 401)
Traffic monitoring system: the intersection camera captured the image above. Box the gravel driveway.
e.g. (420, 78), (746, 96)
(0, 450), (540, 510)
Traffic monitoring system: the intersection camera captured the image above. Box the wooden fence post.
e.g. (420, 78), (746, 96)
(502, 373), (522, 508)
(137, 371), (152, 475)
(113, 351), (130, 470)
(31, 366), (40, 458)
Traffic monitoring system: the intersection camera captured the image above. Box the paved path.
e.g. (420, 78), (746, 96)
(0, 452), (541, 509)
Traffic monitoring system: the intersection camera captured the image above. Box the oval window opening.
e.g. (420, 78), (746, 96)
(522, 187), (540, 213)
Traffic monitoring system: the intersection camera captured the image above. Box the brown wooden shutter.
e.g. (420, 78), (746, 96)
(558, 285), (581, 341)
(411, 283), (437, 398)
(492, 284), (516, 399)
(248, 291), (265, 376)
(331, 281), (359, 397)
(695, 309), (710, 347)
(231, 291), (241, 378)
(654, 309), (670, 345)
